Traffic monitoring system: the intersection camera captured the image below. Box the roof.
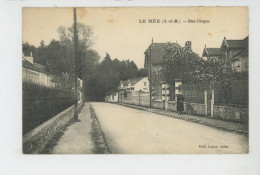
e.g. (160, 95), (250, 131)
(34, 63), (46, 70)
(144, 42), (182, 64)
(230, 48), (248, 61)
(222, 36), (248, 49)
(121, 77), (146, 86)
(128, 77), (144, 86)
(202, 47), (222, 57)
(22, 59), (47, 74)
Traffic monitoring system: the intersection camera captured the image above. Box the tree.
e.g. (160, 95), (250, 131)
(22, 42), (36, 57)
(136, 68), (148, 78)
(58, 23), (94, 79)
(162, 42), (204, 84)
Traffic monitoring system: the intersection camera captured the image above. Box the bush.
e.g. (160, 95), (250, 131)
(23, 82), (74, 135)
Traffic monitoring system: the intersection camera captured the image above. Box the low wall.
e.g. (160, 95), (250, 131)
(23, 101), (83, 154)
(122, 95), (150, 107)
(213, 105), (248, 123)
(152, 100), (163, 110)
(167, 101), (177, 112)
(184, 102), (205, 116)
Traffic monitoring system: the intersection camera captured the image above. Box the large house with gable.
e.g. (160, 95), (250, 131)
(144, 41), (193, 101)
(203, 36), (248, 72)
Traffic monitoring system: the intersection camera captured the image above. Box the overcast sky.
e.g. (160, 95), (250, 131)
(23, 7), (248, 68)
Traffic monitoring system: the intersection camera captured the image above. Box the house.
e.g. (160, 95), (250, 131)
(22, 53), (55, 87)
(203, 36), (248, 72)
(202, 46), (222, 59)
(230, 48), (248, 72)
(119, 77), (149, 93)
(144, 41), (192, 101)
(221, 36), (248, 72)
(105, 91), (119, 102)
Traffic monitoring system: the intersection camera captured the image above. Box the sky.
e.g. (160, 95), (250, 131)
(23, 7), (248, 68)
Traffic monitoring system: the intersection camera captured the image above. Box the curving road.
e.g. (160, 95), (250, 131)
(91, 102), (248, 154)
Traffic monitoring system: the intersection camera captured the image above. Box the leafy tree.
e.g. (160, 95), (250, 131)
(162, 42), (204, 84)
(22, 42), (36, 57)
(58, 23), (94, 78)
(136, 68), (148, 78)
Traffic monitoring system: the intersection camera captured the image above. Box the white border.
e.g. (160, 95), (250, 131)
(1, 1), (260, 175)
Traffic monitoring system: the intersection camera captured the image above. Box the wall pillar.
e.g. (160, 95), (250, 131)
(204, 90), (207, 116)
(174, 79), (183, 97)
(211, 89), (214, 116)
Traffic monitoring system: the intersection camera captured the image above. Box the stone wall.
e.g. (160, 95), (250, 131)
(167, 101), (177, 112)
(213, 105), (248, 123)
(122, 93), (150, 107)
(23, 101), (83, 154)
(184, 102), (206, 116)
(152, 100), (163, 109)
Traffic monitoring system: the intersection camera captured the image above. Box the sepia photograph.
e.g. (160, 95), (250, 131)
(22, 7), (249, 154)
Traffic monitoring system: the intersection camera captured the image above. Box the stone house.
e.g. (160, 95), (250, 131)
(22, 53), (55, 87)
(144, 41), (192, 101)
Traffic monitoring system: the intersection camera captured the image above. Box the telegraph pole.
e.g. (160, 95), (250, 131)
(82, 51), (85, 106)
(73, 8), (78, 121)
(149, 38), (153, 108)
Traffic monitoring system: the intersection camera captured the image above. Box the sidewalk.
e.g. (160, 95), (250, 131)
(42, 103), (109, 154)
(117, 102), (248, 135)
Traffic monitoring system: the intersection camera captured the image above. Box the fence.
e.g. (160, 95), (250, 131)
(23, 82), (74, 135)
(181, 83), (210, 104)
(211, 80), (248, 107)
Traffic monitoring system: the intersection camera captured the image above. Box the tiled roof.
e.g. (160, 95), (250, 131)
(230, 48), (248, 61)
(22, 59), (46, 74)
(239, 48), (248, 57)
(223, 36), (248, 49)
(207, 48), (222, 55)
(121, 77), (145, 87)
(128, 77), (144, 86)
(144, 43), (181, 64)
(203, 47), (222, 57)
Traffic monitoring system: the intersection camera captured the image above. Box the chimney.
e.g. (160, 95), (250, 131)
(24, 52), (34, 64)
(185, 41), (192, 49)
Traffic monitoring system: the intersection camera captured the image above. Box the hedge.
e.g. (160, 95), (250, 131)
(23, 82), (74, 135)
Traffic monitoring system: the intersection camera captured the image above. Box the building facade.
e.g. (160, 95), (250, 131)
(203, 36), (248, 72)
(22, 54), (55, 87)
(144, 41), (192, 101)
(119, 77), (149, 93)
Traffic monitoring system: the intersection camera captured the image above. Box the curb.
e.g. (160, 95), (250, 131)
(89, 104), (110, 154)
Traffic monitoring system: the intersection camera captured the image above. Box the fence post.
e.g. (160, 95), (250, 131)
(139, 90), (141, 105)
(175, 96), (178, 111)
(204, 90), (207, 116)
(211, 89), (214, 116)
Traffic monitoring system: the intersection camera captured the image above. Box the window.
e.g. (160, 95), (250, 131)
(131, 87), (134, 91)
(144, 82), (147, 86)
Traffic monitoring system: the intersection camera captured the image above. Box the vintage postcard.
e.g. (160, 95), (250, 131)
(22, 7), (248, 154)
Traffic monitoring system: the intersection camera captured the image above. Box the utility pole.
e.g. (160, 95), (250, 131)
(82, 50), (85, 106)
(73, 8), (78, 121)
(149, 38), (153, 108)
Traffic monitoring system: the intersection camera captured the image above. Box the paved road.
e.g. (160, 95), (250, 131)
(91, 102), (248, 154)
